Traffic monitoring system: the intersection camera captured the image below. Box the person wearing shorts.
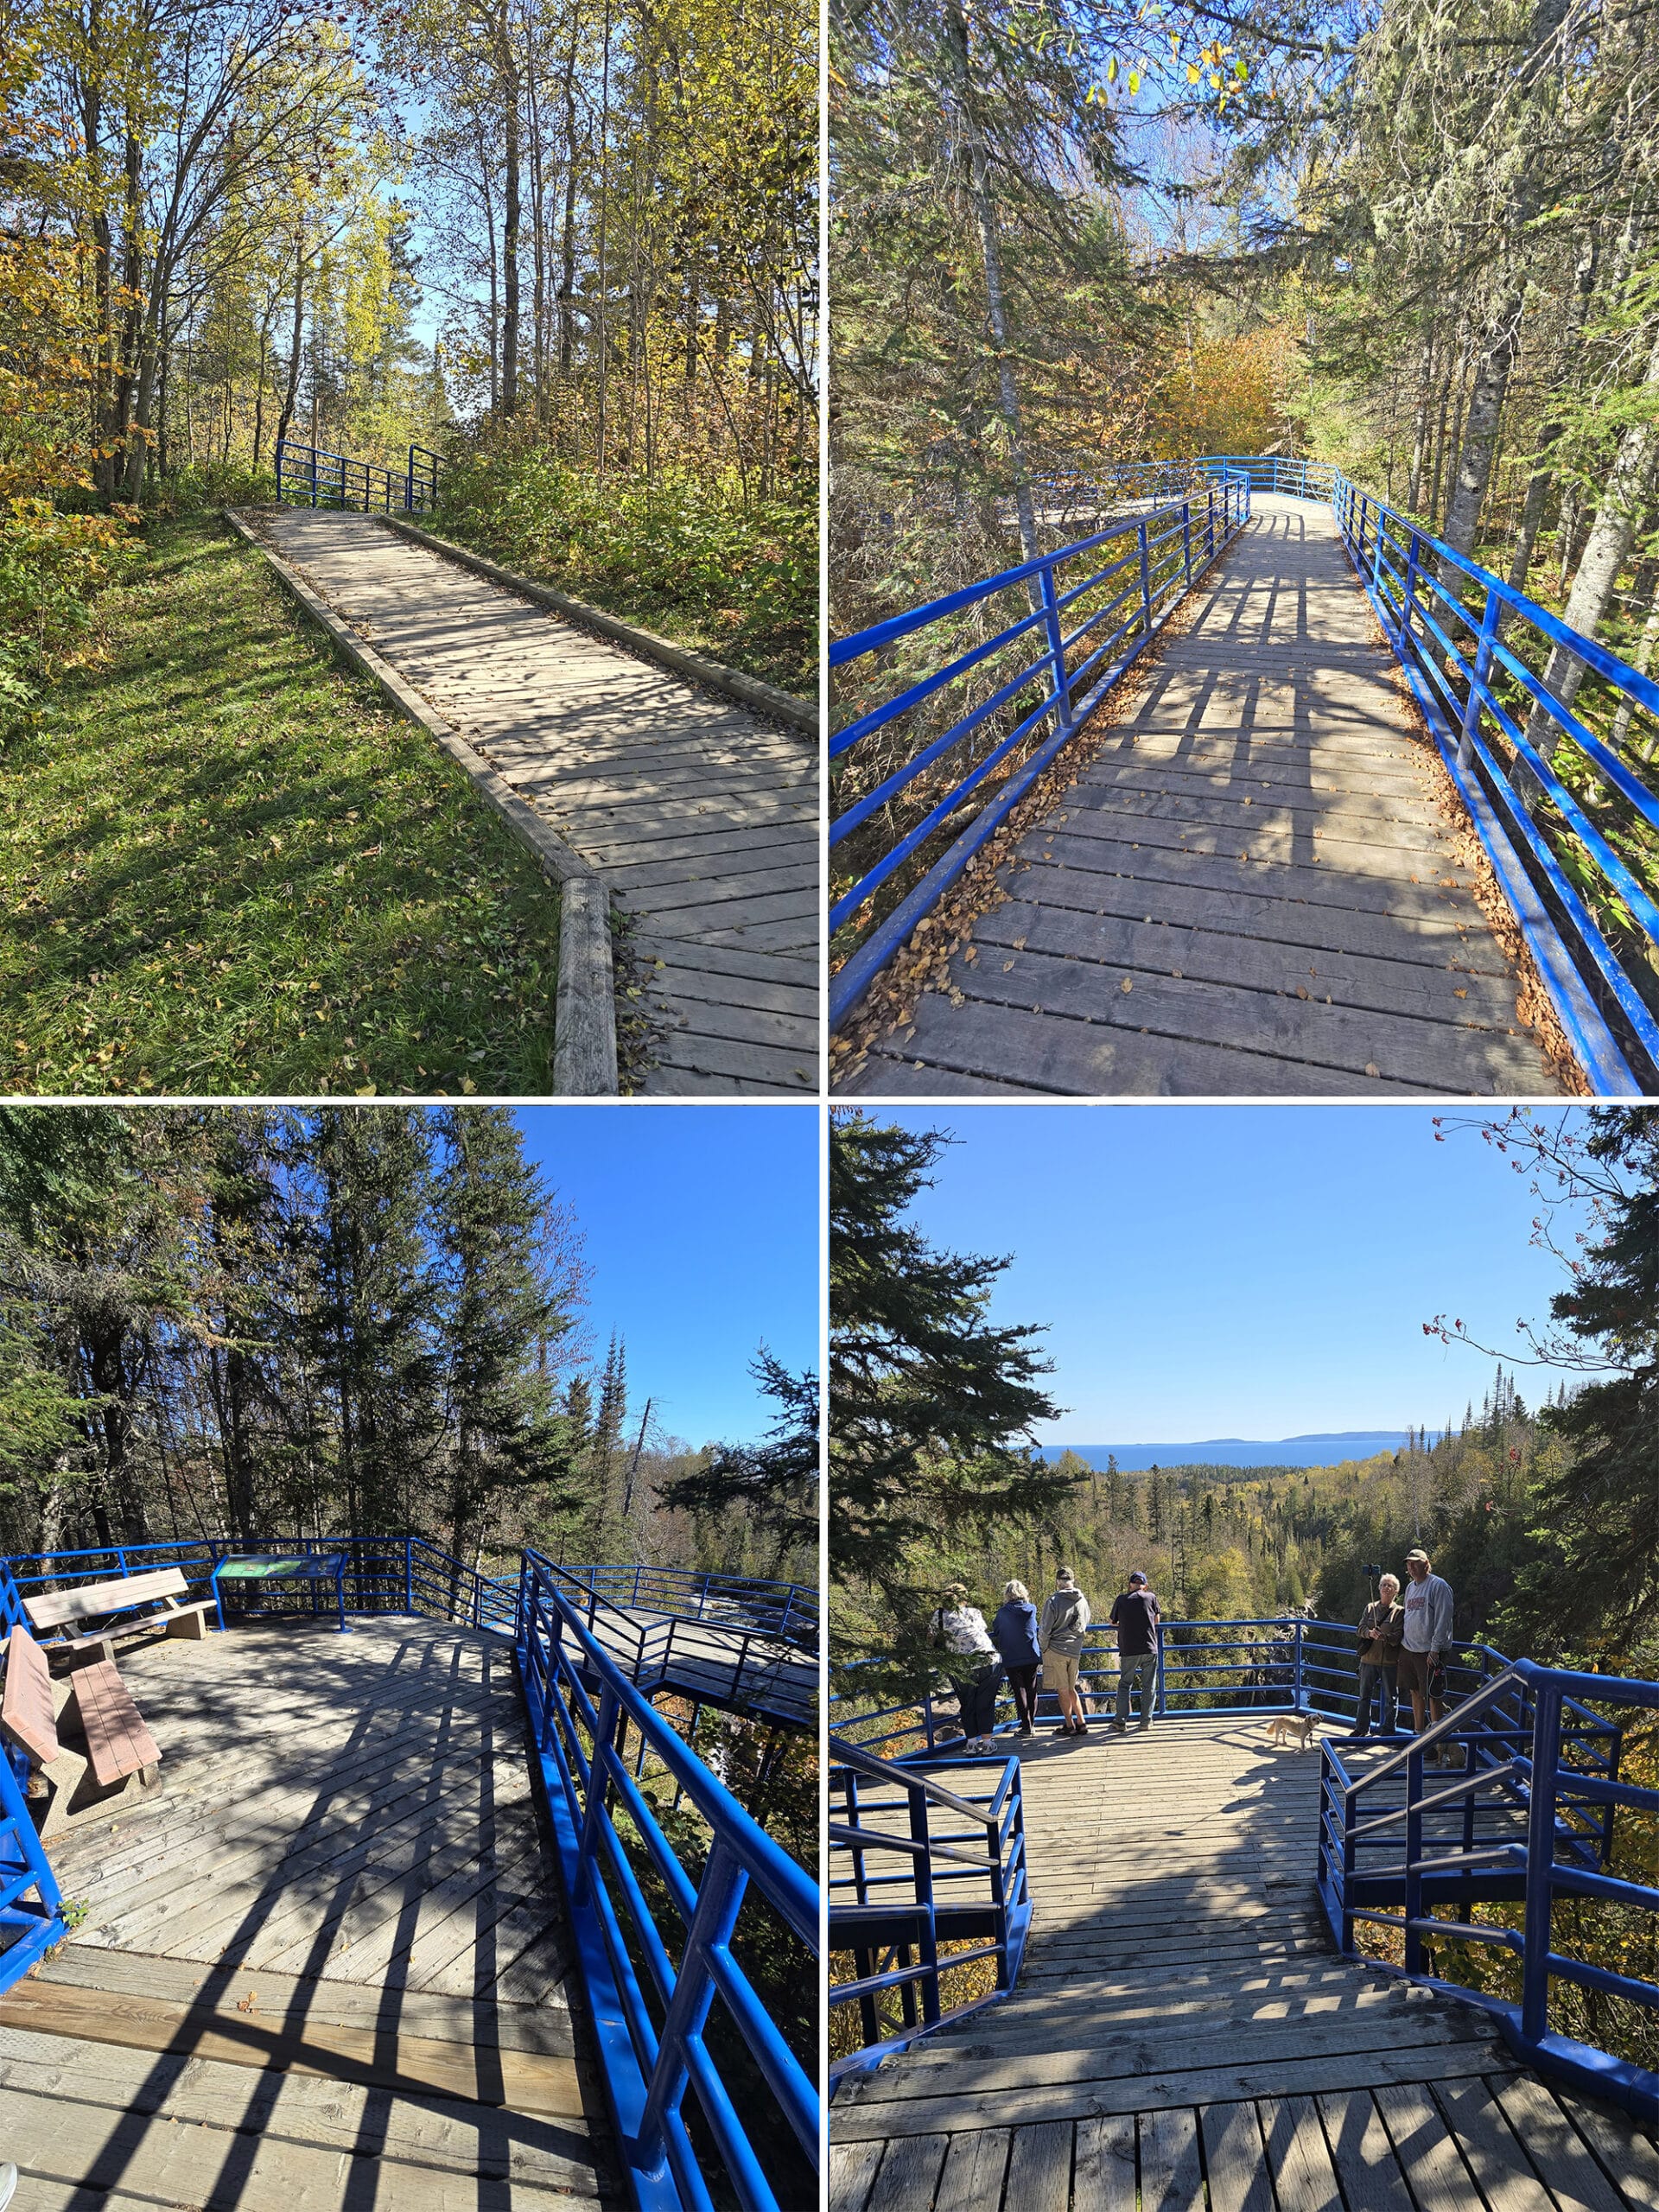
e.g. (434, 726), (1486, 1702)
(1399, 1548), (1454, 1762)
(1039, 1569), (1092, 1737)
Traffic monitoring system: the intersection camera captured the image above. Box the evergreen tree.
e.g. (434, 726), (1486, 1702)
(304, 1108), (442, 1540)
(830, 1114), (1065, 1667)
(430, 1107), (578, 1567)
(660, 1350), (818, 1583)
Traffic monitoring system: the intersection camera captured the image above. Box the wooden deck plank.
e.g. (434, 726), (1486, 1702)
(255, 507), (819, 1094)
(836, 493), (1561, 1098)
(1074, 2113), (1137, 2210)
(1315, 2090), (1418, 2212)
(1004, 2120), (1072, 2212)
(1139, 2106), (1205, 2210)
(866, 2132), (950, 2210)
(1435, 2076), (1556, 2211)
(935, 2128), (1011, 2212)
(1491, 2076), (1629, 2212)
(1259, 2094), (1344, 2212)
(1199, 2103), (1274, 2212)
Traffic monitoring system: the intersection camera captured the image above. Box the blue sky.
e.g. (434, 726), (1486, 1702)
(874, 1105), (1595, 1444)
(514, 1106), (818, 1448)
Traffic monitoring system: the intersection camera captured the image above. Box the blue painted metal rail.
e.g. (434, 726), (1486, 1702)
(553, 1560), (819, 1650)
(518, 1548), (817, 2212)
(832, 452), (1659, 1089)
(1321, 1656), (1659, 2125)
(274, 438), (442, 516)
(0, 1536), (819, 2210)
(1332, 472), (1659, 1091)
(827, 1737), (1030, 2081)
(829, 471), (1252, 1026)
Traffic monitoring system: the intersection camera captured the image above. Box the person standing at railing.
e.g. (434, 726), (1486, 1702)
(927, 1583), (1001, 1754)
(1109, 1571), (1161, 1732)
(1039, 1568), (1093, 1738)
(1350, 1574), (1403, 1738)
(1399, 1548), (1455, 1763)
(991, 1581), (1043, 1737)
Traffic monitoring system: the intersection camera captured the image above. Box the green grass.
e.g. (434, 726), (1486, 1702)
(0, 518), (567, 1096)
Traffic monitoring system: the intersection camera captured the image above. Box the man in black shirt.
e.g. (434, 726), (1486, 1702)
(1109, 1571), (1161, 1732)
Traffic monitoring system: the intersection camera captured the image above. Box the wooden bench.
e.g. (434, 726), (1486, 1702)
(67, 1657), (160, 1789)
(23, 1567), (216, 1664)
(0, 1624), (60, 1784)
(1, 1621), (161, 1811)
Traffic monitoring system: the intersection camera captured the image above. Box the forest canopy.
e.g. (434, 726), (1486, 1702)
(0, 1103), (814, 1585)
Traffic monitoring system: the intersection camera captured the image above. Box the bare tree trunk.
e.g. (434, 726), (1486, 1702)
(497, 0), (522, 417)
(1529, 322), (1659, 755)
(274, 248), (306, 461)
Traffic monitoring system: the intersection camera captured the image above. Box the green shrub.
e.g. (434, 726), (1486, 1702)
(433, 448), (815, 693)
(0, 497), (142, 730)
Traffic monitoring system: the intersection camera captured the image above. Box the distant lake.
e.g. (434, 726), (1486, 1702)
(1039, 1431), (1445, 1473)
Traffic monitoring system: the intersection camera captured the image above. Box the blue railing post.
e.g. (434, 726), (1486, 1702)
(405, 447), (416, 512)
(308, 445), (318, 507)
(1039, 562), (1074, 733)
(1181, 499), (1192, 586)
(1522, 1683), (1563, 2044)
(573, 1683), (620, 1904)
(1403, 1745), (1425, 1974)
(1402, 531), (1422, 653)
(1294, 1620), (1305, 1710)
(634, 1838), (750, 2164)
(1154, 1636), (1166, 1718)
(909, 1778), (941, 2024)
(404, 1536), (414, 1613)
(1460, 583), (1500, 771)
(1137, 519), (1152, 641)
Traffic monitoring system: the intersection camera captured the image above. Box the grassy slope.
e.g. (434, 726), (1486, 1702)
(0, 518), (567, 1096)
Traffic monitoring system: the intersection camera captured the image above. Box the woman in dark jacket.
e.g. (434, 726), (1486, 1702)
(991, 1580), (1043, 1735)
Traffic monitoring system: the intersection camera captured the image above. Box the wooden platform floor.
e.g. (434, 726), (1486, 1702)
(255, 508), (819, 1096)
(2, 1615), (615, 2207)
(830, 1715), (1659, 2211)
(839, 496), (1563, 1097)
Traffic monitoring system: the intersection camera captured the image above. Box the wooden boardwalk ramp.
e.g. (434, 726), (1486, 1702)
(581, 1602), (817, 1728)
(255, 507), (818, 1095)
(830, 1715), (1659, 2212)
(839, 495), (1564, 1097)
(0, 1616), (618, 2207)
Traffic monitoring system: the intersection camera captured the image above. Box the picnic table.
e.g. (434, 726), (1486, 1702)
(210, 1553), (353, 1634)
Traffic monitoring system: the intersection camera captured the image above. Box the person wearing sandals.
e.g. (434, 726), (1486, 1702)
(992, 1580), (1043, 1736)
(1039, 1567), (1092, 1737)
(928, 1582), (1001, 1752)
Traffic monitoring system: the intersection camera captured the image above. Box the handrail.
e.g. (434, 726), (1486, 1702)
(830, 448), (1659, 1091)
(1330, 471), (1659, 1093)
(0, 1728), (66, 1993)
(518, 1549), (817, 2212)
(1322, 1655), (1659, 2125)
(829, 472), (1253, 1027)
(827, 1736), (1030, 2076)
(274, 438), (442, 518)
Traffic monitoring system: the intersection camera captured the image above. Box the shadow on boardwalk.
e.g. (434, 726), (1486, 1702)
(830, 1715), (1659, 2211)
(0, 1617), (618, 2208)
(837, 496), (1563, 1099)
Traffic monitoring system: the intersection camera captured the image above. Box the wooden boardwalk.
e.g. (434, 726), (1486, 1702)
(0, 1615), (616, 2207)
(830, 1715), (1659, 2211)
(256, 508), (819, 1096)
(839, 496), (1563, 1097)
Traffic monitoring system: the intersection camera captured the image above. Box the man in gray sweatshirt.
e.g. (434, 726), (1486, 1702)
(1397, 1547), (1454, 1758)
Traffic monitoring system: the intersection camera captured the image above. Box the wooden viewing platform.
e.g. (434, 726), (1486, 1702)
(0, 1615), (617, 2208)
(830, 1715), (1659, 2211)
(255, 508), (819, 1096)
(838, 495), (1565, 1098)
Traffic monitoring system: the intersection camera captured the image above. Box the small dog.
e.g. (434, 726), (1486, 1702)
(1267, 1713), (1318, 1751)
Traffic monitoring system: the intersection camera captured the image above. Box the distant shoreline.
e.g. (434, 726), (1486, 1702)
(1039, 1431), (1447, 1472)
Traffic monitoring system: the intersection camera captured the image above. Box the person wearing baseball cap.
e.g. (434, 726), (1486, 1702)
(1109, 1570), (1160, 1732)
(1397, 1548), (1455, 1761)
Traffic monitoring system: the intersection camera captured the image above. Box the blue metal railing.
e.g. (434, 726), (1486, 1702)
(541, 1561), (816, 1730)
(830, 451), (1659, 1089)
(1332, 472), (1659, 1092)
(828, 1615), (1623, 1760)
(829, 470), (1253, 1026)
(554, 1562), (819, 1651)
(0, 1724), (66, 1986)
(0, 1534), (821, 2212)
(1321, 1656), (1659, 2124)
(518, 1548), (817, 2212)
(827, 1738), (1029, 2078)
(274, 439), (442, 516)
